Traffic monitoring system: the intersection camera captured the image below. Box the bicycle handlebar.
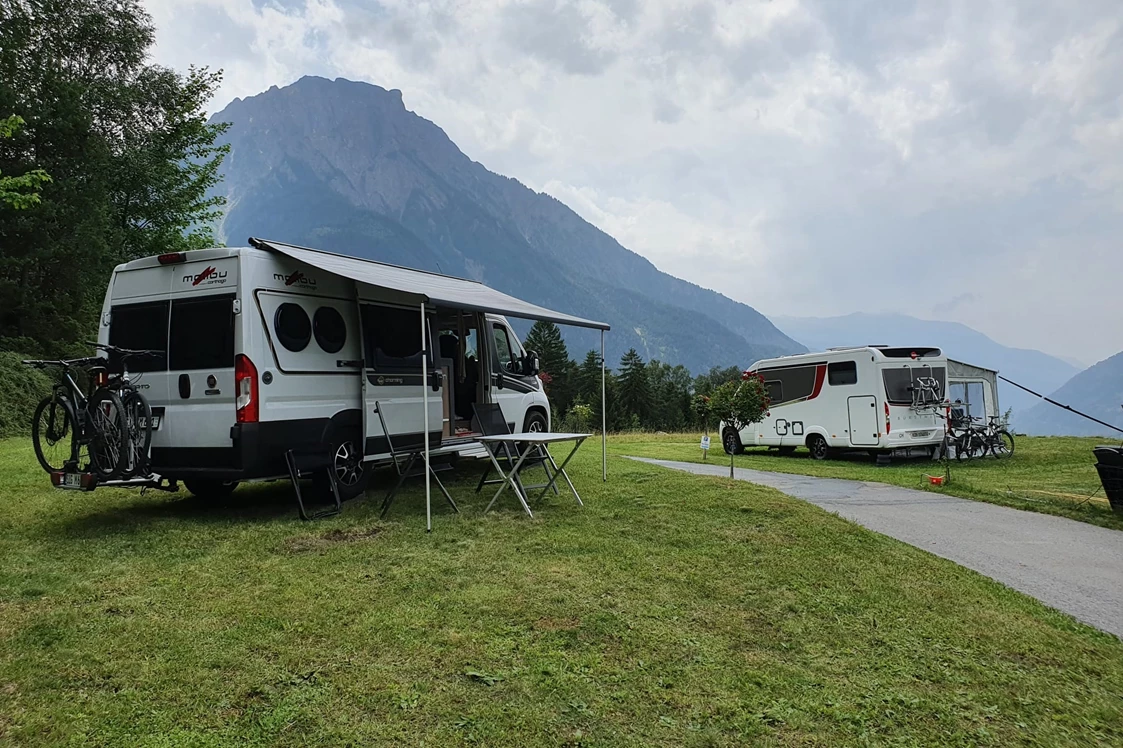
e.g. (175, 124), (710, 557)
(22, 356), (105, 369)
(87, 341), (164, 357)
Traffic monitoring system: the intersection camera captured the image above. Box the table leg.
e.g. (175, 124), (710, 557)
(536, 438), (586, 505)
(484, 443), (535, 517)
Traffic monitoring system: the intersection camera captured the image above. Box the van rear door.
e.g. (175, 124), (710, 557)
(107, 256), (239, 470)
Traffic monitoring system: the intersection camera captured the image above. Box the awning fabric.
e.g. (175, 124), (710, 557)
(251, 238), (609, 331)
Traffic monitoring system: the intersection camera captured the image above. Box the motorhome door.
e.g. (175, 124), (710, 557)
(358, 302), (443, 459)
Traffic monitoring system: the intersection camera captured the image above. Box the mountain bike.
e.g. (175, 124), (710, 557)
(90, 342), (161, 479)
(24, 356), (129, 481)
(978, 415), (1015, 459)
(945, 410), (982, 461)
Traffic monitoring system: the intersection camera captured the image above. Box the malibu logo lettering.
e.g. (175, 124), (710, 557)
(183, 266), (228, 286)
(274, 270), (317, 288)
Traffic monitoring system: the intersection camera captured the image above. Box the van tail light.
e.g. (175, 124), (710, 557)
(157, 252), (187, 265)
(885, 402), (891, 434)
(93, 370), (108, 388)
(235, 354), (258, 423)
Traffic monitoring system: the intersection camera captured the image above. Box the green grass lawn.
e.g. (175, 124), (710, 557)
(611, 434), (1123, 531)
(1, 437), (1121, 746)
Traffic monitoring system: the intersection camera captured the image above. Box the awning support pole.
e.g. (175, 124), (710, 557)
(421, 301), (431, 532)
(601, 329), (606, 482)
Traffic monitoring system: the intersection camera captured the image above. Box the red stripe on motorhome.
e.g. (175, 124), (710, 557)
(808, 364), (826, 400)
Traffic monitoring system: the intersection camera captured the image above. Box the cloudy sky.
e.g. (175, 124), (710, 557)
(147, 0), (1122, 366)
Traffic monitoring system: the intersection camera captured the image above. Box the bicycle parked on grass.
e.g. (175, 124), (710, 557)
(23, 356), (129, 481)
(944, 410), (1014, 461)
(977, 414), (1015, 458)
(90, 342), (161, 479)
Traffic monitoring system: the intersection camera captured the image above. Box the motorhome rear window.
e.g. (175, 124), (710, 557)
(169, 295), (235, 370)
(361, 304), (425, 371)
(828, 361), (857, 386)
(883, 366), (947, 404)
(109, 301), (169, 372)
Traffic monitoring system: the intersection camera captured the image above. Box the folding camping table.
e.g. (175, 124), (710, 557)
(476, 432), (591, 517)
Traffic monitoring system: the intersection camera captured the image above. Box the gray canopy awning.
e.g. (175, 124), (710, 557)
(250, 237), (609, 331)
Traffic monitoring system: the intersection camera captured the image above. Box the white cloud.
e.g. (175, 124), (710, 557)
(144, 0), (1123, 363)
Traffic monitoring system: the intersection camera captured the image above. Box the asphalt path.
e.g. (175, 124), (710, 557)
(627, 457), (1123, 638)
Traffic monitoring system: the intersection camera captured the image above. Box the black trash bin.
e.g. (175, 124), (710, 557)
(1093, 446), (1123, 514)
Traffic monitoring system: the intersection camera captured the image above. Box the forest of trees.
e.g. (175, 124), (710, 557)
(0, 0), (229, 357)
(524, 320), (741, 434)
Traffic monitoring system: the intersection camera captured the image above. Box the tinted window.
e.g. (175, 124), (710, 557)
(109, 301), (168, 372)
(828, 361), (857, 386)
(274, 303), (311, 352)
(883, 366), (947, 404)
(169, 295), (234, 370)
(765, 380), (782, 403)
(362, 304), (426, 371)
(760, 365), (816, 405)
(313, 306), (346, 354)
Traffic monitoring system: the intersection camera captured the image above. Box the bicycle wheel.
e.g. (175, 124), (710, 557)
(954, 434), (975, 461)
(120, 389), (152, 478)
(87, 389), (128, 480)
(993, 430), (1015, 458)
(31, 395), (77, 473)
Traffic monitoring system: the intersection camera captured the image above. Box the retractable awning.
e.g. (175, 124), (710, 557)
(249, 238), (610, 331)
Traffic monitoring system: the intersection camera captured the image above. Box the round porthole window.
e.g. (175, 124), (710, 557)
(274, 303), (311, 352)
(313, 306), (347, 354)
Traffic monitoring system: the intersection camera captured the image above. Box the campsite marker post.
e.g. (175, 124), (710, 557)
(601, 330), (607, 482)
(421, 301), (431, 533)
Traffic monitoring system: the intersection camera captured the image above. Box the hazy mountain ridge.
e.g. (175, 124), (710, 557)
(1018, 352), (1123, 437)
(770, 313), (1080, 429)
(209, 76), (803, 370)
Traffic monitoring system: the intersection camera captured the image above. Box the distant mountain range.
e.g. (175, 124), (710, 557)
(769, 313), (1080, 428)
(208, 76), (804, 371)
(1018, 351), (1123, 437)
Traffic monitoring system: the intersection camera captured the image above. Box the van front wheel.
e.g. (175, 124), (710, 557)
(185, 478), (239, 500)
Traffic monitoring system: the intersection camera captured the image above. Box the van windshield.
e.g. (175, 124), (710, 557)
(883, 366), (946, 405)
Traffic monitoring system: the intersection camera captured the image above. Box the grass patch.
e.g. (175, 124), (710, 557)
(612, 434), (1123, 531)
(1, 437), (1121, 745)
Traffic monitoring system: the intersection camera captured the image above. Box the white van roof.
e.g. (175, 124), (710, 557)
(250, 238), (610, 331)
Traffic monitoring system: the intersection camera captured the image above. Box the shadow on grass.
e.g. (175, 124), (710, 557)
(46, 460), (501, 538)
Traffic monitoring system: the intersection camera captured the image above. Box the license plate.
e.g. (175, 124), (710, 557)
(62, 472), (83, 489)
(139, 415), (161, 430)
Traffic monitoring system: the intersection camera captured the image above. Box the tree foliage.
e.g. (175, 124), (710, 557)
(0, 0), (229, 355)
(524, 320), (575, 414)
(0, 115), (51, 208)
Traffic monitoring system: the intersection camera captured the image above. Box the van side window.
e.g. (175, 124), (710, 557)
(765, 380), (783, 403)
(828, 361), (857, 386)
(313, 306), (346, 354)
(492, 324), (518, 373)
(274, 303), (311, 352)
(109, 301), (168, 372)
(361, 304), (426, 372)
(169, 295), (235, 370)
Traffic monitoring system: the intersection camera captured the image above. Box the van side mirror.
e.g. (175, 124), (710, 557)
(523, 350), (540, 376)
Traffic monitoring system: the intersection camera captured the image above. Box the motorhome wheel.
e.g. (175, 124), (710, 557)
(523, 410), (548, 434)
(807, 434), (829, 461)
(316, 439), (369, 501)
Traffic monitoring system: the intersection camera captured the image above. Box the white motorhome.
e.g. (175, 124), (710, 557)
(722, 346), (948, 460)
(96, 239), (606, 500)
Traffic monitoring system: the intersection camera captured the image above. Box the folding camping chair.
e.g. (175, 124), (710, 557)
(472, 402), (558, 498)
(375, 400), (459, 519)
(285, 446), (343, 521)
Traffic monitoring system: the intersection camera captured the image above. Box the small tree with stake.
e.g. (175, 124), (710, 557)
(710, 371), (770, 479)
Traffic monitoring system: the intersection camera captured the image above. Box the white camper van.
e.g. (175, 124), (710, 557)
(95, 239), (588, 500)
(722, 346), (948, 460)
